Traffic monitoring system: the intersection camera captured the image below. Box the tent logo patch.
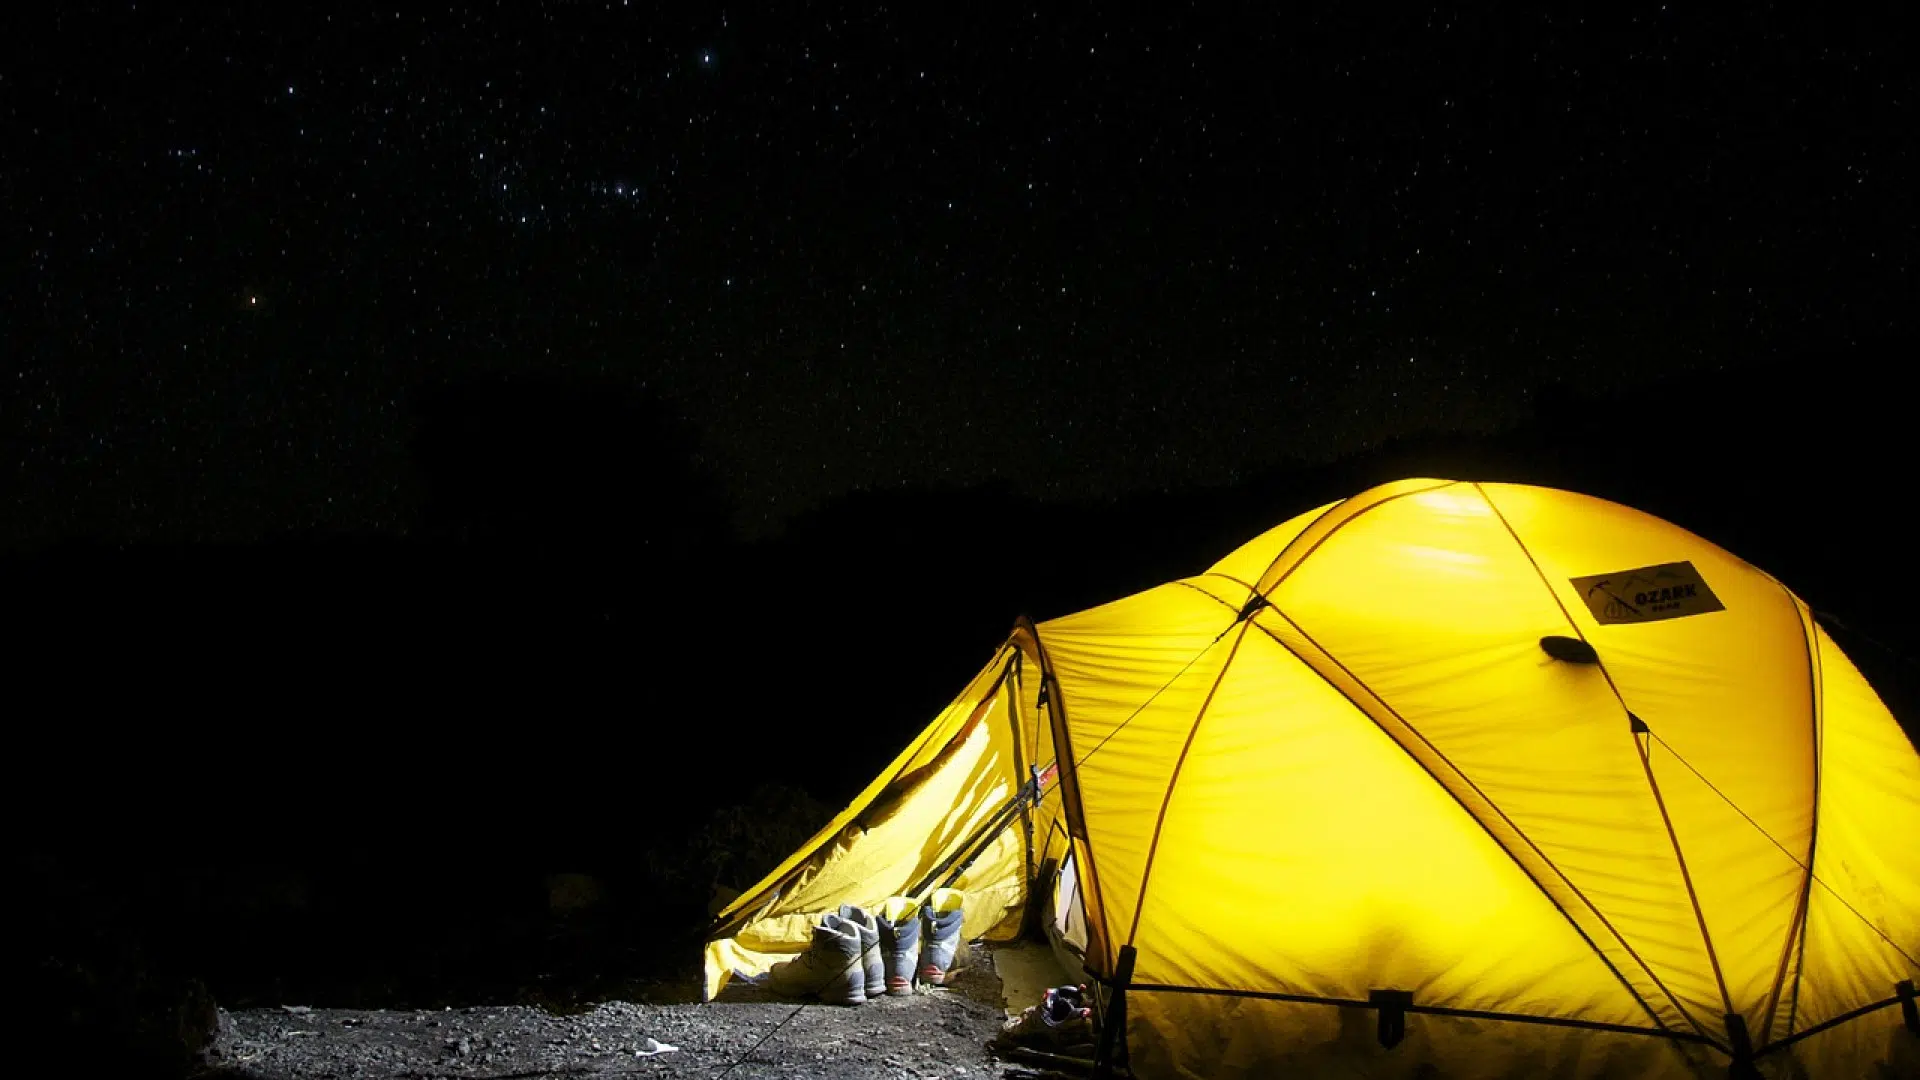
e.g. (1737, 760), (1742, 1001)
(1570, 561), (1725, 625)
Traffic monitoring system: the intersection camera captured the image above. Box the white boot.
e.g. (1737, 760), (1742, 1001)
(766, 913), (867, 1005)
(876, 896), (921, 996)
(838, 904), (885, 1000)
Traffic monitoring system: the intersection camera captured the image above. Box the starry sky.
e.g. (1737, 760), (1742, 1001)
(9, 6), (1911, 545)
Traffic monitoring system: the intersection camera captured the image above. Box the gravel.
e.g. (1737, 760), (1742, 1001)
(204, 951), (1016, 1080)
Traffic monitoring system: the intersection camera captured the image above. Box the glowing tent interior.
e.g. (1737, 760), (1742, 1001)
(704, 478), (1920, 1078)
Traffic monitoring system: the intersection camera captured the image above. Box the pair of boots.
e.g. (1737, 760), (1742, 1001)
(877, 889), (968, 996)
(766, 888), (967, 1005)
(991, 983), (1094, 1056)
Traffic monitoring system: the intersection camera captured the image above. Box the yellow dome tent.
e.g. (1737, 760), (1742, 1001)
(704, 479), (1919, 1078)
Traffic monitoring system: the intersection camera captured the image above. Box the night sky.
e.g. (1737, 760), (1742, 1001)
(10, 6), (1912, 546)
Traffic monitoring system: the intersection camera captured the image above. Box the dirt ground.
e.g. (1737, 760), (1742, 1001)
(203, 950), (1028, 1080)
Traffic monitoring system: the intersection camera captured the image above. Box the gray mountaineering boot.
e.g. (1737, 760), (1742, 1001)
(838, 904), (885, 1000)
(876, 896), (921, 996)
(816, 912), (868, 1005)
(918, 887), (967, 986)
(766, 913), (867, 1005)
(764, 914), (836, 999)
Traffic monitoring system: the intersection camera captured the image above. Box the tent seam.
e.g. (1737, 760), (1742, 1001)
(1174, 577), (1250, 605)
(1201, 570), (1258, 591)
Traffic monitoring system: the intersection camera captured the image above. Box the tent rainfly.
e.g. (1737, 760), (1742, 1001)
(705, 478), (1920, 1079)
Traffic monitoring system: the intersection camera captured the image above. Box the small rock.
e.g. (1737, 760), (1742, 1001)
(636, 1037), (678, 1056)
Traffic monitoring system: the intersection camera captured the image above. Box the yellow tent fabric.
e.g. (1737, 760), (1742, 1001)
(703, 479), (1920, 1079)
(703, 632), (1068, 998)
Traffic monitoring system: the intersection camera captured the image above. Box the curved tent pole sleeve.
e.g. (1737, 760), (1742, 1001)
(1752, 988), (1913, 1059)
(1249, 479), (1458, 597)
(1762, 593), (1824, 1044)
(1005, 649), (1029, 782)
(1016, 614), (1117, 980)
(1006, 652), (1039, 888)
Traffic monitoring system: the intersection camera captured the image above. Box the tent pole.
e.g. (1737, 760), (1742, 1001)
(933, 778), (1041, 892)
(1091, 944), (1137, 1078)
(894, 779), (1035, 904)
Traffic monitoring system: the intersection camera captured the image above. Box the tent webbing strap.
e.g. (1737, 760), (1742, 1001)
(1107, 980), (1919, 1059)
(1122, 983), (1723, 1051)
(1754, 989), (1912, 1058)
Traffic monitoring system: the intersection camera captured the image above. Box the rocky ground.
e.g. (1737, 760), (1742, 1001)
(196, 952), (1033, 1080)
